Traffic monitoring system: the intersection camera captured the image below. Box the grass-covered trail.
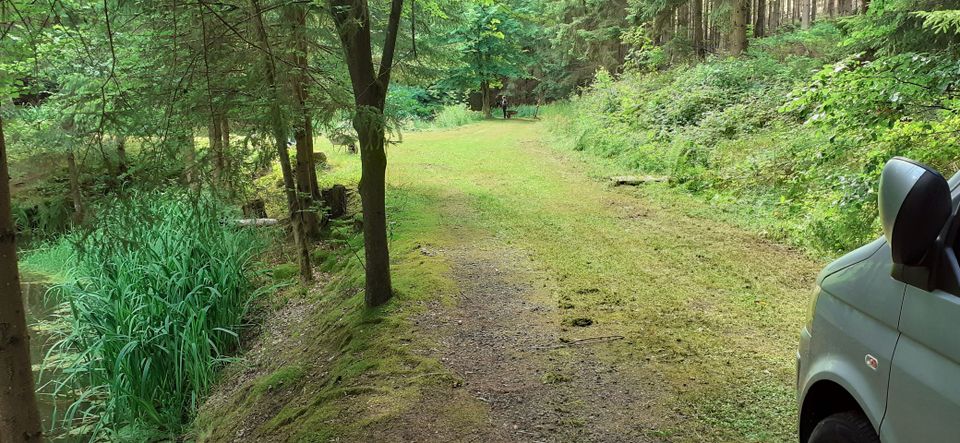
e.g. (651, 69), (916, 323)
(380, 119), (821, 441)
(197, 119), (822, 442)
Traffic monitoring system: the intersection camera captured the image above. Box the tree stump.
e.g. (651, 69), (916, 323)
(313, 151), (327, 169)
(242, 198), (268, 218)
(322, 185), (349, 219)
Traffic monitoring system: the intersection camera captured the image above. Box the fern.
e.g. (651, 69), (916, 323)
(914, 10), (960, 35)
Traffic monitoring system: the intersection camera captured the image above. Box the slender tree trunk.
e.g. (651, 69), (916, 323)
(769, 0), (780, 32)
(839, 0), (851, 15)
(0, 117), (43, 442)
(481, 80), (492, 119)
(66, 150), (83, 225)
(116, 135), (128, 177)
(250, 0), (312, 282)
(729, 0), (748, 55)
(330, 0), (403, 308)
(285, 4), (322, 239)
(207, 117), (224, 183)
(182, 130), (198, 188)
(754, 0), (766, 37)
(354, 107), (391, 305)
(220, 113), (231, 189)
(810, 0), (817, 22)
(802, 0), (811, 28)
(692, 0), (704, 57)
(694, 0), (702, 53)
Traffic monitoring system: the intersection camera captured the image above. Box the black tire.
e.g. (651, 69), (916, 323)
(808, 411), (880, 443)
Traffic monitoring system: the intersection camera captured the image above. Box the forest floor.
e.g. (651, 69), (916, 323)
(196, 119), (823, 442)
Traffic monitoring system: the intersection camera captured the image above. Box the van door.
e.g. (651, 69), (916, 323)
(879, 285), (960, 442)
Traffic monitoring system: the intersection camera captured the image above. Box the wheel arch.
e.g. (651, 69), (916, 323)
(800, 379), (869, 443)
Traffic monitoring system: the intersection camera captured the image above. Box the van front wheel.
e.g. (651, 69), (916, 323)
(808, 411), (880, 443)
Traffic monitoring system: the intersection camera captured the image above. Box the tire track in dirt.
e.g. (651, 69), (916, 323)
(407, 243), (663, 442)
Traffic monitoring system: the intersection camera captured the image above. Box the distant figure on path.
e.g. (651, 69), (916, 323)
(499, 95), (509, 119)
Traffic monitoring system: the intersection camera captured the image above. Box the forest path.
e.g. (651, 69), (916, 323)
(375, 120), (822, 442)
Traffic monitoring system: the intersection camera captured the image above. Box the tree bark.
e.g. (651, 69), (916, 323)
(66, 150), (84, 225)
(220, 113), (232, 193)
(729, 0), (748, 55)
(250, 0), (312, 282)
(692, 0), (705, 58)
(116, 135), (128, 177)
(330, 0), (403, 308)
(768, 0), (780, 32)
(838, 0), (851, 15)
(285, 3), (323, 239)
(182, 130), (198, 188)
(481, 80), (492, 119)
(0, 116), (43, 442)
(754, 0), (766, 37)
(322, 185), (348, 219)
(802, 0), (812, 28)
(207, 116), (224, 183)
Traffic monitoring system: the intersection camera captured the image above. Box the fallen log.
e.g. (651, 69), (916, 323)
(235, 218), (279, 226)
(610, 175), (668, 186)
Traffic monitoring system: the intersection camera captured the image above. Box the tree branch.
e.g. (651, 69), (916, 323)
(377, 0), (404, 88)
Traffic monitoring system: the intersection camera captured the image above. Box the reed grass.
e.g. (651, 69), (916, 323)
(42, 191), (264, 439)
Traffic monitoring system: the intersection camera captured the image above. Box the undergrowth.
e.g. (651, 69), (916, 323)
(545, 21), (960, 257)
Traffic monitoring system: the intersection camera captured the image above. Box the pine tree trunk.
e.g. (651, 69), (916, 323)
(802, 0), (811, 28)
(769, 0), (780, 32)
(754, 0), (766, 37)
(692, 0), (704, 57)
(0, 116), (43, 442)
(729, 0), (748, 55)
(286, 3), (322, 239)
(838, 0), (851, 15)
(250, 0), (312, 282)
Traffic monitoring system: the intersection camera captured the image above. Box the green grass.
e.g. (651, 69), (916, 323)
(195, 120), (821, 442)
(410, 105), (483, 131)
(385, 120), (820, 441)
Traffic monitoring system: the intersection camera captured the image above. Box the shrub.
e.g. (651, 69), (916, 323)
(544, 22), (932, 256)
(41, 191), (264, 439)
(412, 104), (483, 130)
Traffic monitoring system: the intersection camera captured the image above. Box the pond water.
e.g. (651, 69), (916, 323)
(21, 273), (85, 442)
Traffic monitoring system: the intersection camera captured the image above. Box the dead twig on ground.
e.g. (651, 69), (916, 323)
(532, 335), (625, 350)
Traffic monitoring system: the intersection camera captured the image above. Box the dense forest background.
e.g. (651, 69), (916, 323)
(2, 0), (960, 441)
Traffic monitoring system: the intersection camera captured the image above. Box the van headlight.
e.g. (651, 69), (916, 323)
(805, 284), (822, 331)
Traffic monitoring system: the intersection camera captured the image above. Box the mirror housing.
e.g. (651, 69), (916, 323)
(879, 157), (952, 284)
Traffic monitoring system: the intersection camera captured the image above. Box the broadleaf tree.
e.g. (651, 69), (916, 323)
(447, 0), (530, 118)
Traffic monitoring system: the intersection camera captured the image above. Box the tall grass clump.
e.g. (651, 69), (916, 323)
(44, 191), (264, 439)
(412, 104), (482, 130)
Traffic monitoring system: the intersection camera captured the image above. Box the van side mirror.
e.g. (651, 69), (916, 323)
(879, 157), (952, 270)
